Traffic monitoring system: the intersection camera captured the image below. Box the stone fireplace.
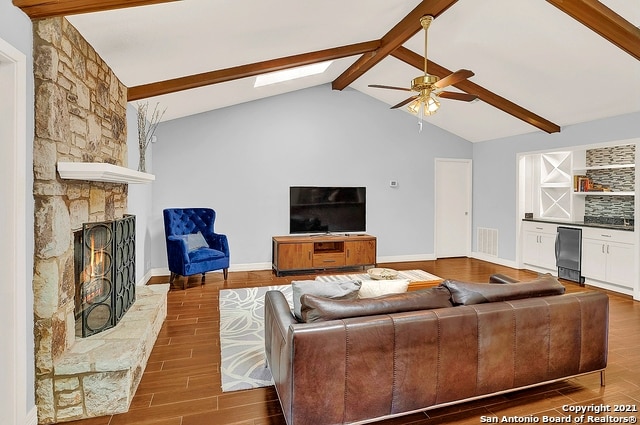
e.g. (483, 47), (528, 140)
(32, 17), (167, 424)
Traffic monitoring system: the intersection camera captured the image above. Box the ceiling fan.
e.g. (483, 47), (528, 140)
(369, 15), (478, 117)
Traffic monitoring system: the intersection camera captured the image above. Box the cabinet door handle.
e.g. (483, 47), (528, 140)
(602, 244), (605, 253)
(535, 227), (543, 230)
(346, 249), (350, 258)
(601, 234), (612, 238)
(606, 245), (610, 254)
(308, 252), (311, 260)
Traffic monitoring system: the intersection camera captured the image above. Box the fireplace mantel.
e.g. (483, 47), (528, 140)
(57, 162), (155, 184)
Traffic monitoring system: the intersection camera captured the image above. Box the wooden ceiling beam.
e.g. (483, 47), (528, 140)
(331, 0), (459, 91)
(12, 0), (179, 19)
(128, 40), (381, 101)
(392, 46), (561, 134)
(546, 0), (640, 61)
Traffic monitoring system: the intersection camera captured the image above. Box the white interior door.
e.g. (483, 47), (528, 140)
(435, 159), (472, 258)
(0, 38), (28, 425)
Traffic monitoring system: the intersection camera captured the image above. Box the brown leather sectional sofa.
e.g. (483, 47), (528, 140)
(264, 275), (609, 425)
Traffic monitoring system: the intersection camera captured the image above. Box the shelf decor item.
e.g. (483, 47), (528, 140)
(136, 101), (166, 172)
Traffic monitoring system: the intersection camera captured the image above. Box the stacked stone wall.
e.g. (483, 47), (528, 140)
(32, 17), (128, 424)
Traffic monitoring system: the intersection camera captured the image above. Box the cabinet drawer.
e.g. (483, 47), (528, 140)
(522, 221), (557, 234)
(581, 227), (635, 244)
(313, 253), (345, 268)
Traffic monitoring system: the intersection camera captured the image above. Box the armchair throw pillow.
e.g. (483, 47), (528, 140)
(186, 231), (208, 251)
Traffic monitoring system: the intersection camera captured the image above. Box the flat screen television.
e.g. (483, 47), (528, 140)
(290, 186), (366, 234)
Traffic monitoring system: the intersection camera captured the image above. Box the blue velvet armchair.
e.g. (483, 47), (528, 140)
(163, 208), (230, 288)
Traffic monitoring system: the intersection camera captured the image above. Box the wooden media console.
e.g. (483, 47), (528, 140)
(272, 234), (376, 276)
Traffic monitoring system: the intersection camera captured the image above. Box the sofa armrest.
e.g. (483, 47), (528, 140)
(264, 290), (296, 348)
(264, 291), (297, 372)
(204, 232), (230, 256)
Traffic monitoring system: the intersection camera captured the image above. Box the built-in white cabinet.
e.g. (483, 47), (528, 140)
(581, 227), (635, 294)
(519, 140), (638, 300)
(522, 221), (558, 271)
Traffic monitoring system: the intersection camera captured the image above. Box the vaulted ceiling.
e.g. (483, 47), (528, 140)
(14, 0), (640, 142)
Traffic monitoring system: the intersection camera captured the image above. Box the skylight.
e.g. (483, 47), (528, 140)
(254, 61), (333, 87)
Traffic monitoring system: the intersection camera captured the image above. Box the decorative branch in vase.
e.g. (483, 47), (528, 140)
(136, 101), (166, 173)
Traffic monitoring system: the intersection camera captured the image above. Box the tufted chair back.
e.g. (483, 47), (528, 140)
(163, 208), (217, 237)
(163, 208), (229, 288)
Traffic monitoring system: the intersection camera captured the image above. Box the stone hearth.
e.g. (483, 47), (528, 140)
(51, 285), (168, 420)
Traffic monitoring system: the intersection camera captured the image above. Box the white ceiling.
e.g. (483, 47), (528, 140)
(67, 0), (640, 143)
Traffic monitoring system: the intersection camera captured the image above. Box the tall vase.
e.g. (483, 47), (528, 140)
(138, 149), (146, 173)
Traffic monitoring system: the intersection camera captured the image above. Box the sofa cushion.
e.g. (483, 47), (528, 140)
(441, 274), (565, 306)
(358, 278), (410, 298)
(300, 286), (453, 323)
(292, 280), (361, 320)
(188, 247), (226, 263)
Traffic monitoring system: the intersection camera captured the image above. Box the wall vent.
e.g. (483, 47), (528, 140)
(477, 227), (498, 257)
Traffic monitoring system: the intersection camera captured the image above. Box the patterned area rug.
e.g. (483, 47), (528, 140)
(218, 270), (440, 392)
(219, 285), (292, 392)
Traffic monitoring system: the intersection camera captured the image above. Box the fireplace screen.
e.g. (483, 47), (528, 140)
(74, 215), (136, 337)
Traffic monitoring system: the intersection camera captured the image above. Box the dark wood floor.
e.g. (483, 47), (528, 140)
(65, 258), (640, 425)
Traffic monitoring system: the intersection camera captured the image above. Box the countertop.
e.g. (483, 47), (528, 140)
(523, 218), (634, 232)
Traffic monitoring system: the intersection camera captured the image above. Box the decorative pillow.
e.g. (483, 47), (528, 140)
(186, 231), (209, 251)
(291, 280), (361, 320)
(300, 286), (453, 323)
(358, 278), (410, 298)
(440, 274), (565, 306)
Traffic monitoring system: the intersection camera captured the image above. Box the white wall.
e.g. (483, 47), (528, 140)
(150, 85), (473, 270)
(472, 112), (640, 263)
(0, 2), (36, 422)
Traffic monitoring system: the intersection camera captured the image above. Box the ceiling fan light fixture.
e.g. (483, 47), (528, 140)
(407, 93), (440, 116)
(407, 99), (421, 115)
(425, 94), (440, 114)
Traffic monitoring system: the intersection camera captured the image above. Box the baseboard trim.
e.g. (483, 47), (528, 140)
(149, 262), (273, 279)
(377, 254), (437, 263)
(229, 262), (273, 271)
(137, 269), (153, 286)
(469, 252), (518, 268)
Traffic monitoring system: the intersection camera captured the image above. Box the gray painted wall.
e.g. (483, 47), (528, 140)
(1, 1), (36, 417)
(472, 112), (640, 262)
(150, 84), (473, 269)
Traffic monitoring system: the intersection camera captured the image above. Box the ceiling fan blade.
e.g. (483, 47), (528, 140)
(391, 95), (419, 109)
(437, 91), (478, 102)
(433, 69), (475, 89)
(369, 84), (413, 92)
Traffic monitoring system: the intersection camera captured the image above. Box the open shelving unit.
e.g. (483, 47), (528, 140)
(539, 152), (572, 220)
